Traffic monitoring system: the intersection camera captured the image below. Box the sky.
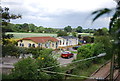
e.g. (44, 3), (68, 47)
(2, 0), (117, 29)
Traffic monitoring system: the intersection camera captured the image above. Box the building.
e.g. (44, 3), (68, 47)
(57, 36), (78, 47)
(17, 36), (59, 49)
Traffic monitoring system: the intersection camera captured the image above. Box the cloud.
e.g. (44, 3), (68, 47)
(2, 0), (116, 28)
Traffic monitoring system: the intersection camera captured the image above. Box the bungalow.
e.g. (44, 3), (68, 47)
(17, 36), (59, 49)
(57, 36), (78, 47)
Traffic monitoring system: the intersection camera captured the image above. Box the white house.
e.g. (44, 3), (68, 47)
(57, 36), (78, 47)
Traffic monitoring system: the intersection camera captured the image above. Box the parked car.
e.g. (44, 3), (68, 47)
(72, 46), (81, 50)
(61, 51), (74, 58)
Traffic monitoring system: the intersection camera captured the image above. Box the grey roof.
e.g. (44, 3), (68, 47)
(61, 36), (77, 39)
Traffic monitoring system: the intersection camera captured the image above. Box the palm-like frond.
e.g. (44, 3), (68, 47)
(109, 12), (118, 33)
(91, 8), (112, 22)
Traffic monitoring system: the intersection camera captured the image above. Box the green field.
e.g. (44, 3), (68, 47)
(6, 32), (57, 38)
(78, 33), (93, 37)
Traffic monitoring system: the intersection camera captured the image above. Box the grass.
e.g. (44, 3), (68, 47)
(78, 33), (93, 37)
(71, 51), (77, 54)
(66, 59), (107, 80)
(6, 32), (57, 38)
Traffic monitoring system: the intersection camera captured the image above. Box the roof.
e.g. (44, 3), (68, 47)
(19, 36), (58, 43)
(61, 36), (77, 39)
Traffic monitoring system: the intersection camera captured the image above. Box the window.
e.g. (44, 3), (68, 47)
(22, 44), (24, 47)
(20, 43), (22, 47)
(38, 43), (41, 47)
(56, 42), (58, 48)
(32, 44), (35, 47)
(52, 43), (54, 47)
(66, 42), (68, 46)
(59, 40), (61, 45)
(28, 43), (31, 47)
(63, 40), (64, 45)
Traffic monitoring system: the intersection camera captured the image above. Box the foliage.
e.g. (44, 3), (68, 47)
(27, 48), (53, 58)
(1, 7), (21, 46)
(3, 49), (63, 79)
(11, 58), (39, 79)
(57, 30), (68, 36)
(91, 8), (112, 23)
(36, 54), (63, 79)
(64, 26), (72, 32)
(94, 28), (109, 36)
(76, 26), (83, 33)
(2, 44), (19, 57)
(72, 32), (77, 37)
(2, 38), (18, 45)
(77, 43), (105, 59)
(82, 28), (94, 33)
(91, 2), (120, 68)
(83, 36), (94, 43)
(77, 44), (94, 59)
(1, 7), (21, 26)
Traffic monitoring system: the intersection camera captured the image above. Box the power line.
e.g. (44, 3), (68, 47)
(41, 53), (106, 70)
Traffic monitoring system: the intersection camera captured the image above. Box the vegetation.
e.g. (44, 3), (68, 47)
(6, 32), (57, 38)
(57, 30), (68, 36)
(2, 47), (64, 80)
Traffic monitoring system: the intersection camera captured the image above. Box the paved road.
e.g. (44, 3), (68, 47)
(57, 53), (77, 66)
(57, 47), (77, 66)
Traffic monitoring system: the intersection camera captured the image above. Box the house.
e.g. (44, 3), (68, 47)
(17, 36), (59, 49)
(57, 36), (78, 47)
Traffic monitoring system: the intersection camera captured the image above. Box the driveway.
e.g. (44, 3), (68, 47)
(57, 53), (77, 66)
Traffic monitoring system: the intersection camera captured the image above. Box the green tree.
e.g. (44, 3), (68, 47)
(57, 30), (68, 36)
(94, 28), (108, 36)
(1, 7), (21, 45)
(11, 58), (51, 79)
(4, 48), (64, 80)
(72, 32), (77, 37)
(64, 26), (72, 32)
(92, 1), (120, 80)
(76, 26), (83, 33)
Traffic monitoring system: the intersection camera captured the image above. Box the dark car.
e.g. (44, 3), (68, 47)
(72, 46), (81, 50)
(61, 51), (74, 58)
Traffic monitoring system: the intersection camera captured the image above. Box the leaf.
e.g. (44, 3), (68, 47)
(109, 12), (118, 33)
(92, 8), (112, 22)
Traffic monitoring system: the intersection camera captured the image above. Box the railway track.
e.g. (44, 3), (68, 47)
(90, 61), (120, 81)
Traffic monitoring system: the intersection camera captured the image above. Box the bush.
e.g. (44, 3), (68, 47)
(2, 44), (19, 57)
(9, 57), (52, 79)
(3, 48), (63, 80)
(77, 44), (94, 59)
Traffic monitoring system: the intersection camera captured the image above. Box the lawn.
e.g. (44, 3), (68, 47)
(6, 32), (57, 38)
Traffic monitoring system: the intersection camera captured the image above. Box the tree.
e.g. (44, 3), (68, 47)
(22, 23), (29, 32)
(72, 32), (77, 37)
(1, 7), (21, 26)
(94, 28), (108, 36)
(64, 26), (72, 32)
(4, 48), (64, 80)
(76, 26), (83, 33)
(92, 1), (120, 80)
(57, 30), (68, 36)
(1, 7), (21, 45)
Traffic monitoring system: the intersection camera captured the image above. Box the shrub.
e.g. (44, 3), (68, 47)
(11, 57), (51, 79)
